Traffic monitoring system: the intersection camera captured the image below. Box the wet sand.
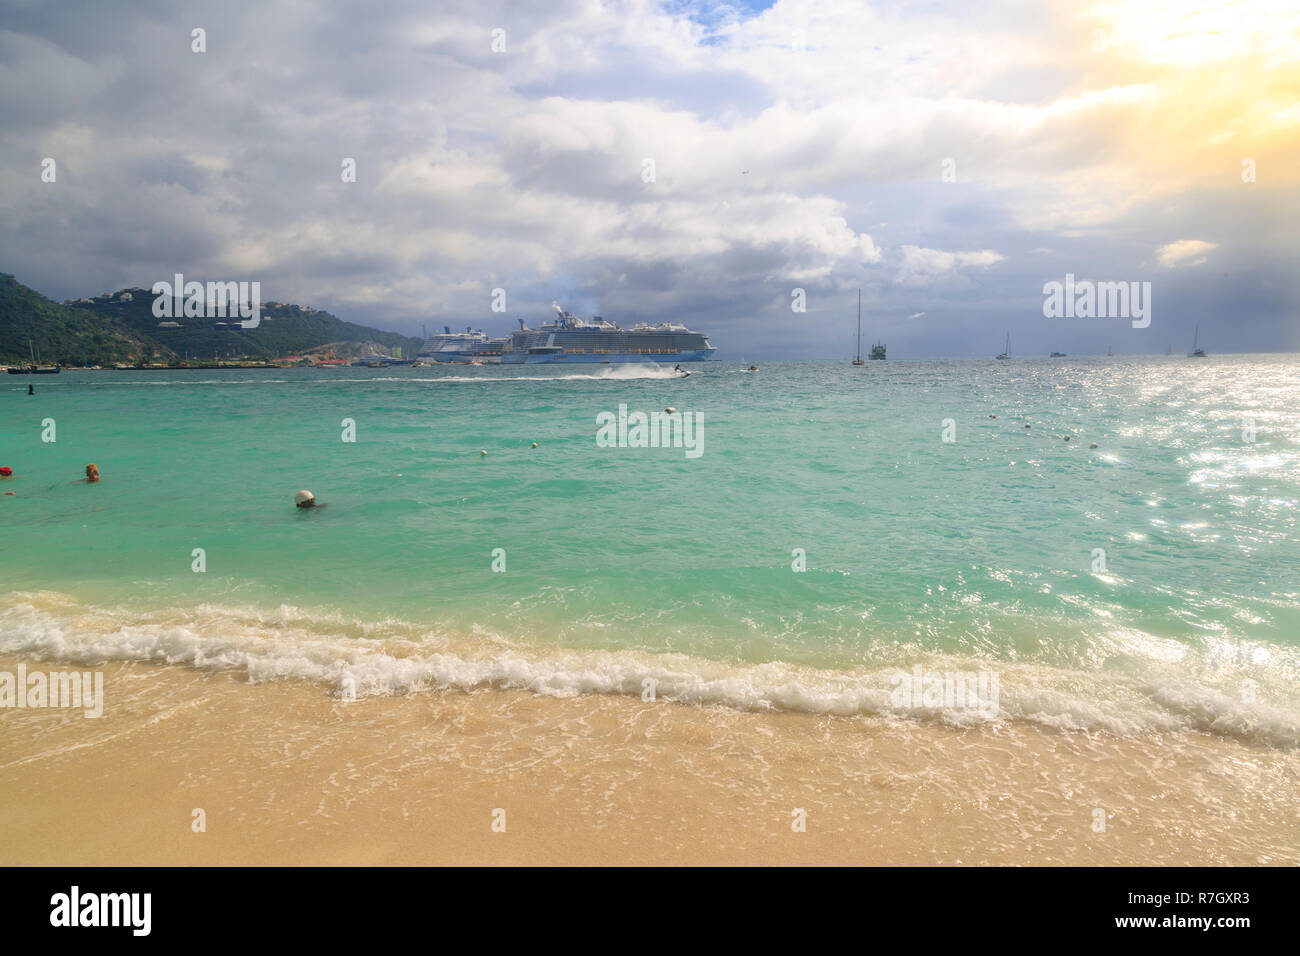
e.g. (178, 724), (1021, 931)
(1, 655), (1297, 866)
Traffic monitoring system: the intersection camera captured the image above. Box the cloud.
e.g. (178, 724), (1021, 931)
(0, 0), (1294, 356)
(1157, 239), (1218, 267)
(897, 246), (1005, 284)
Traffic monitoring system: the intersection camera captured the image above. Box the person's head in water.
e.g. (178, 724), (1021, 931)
(84, 464), (100, 482)
(294, 490), (317, 508)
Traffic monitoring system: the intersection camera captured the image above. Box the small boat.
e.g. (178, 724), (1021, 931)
(1050, 351), (1067, 357)
(996, 332), (1010, 359)
(6, 340), (60, 373)
(1188, 326), (1207, 358)
(852, 290), (865, 366)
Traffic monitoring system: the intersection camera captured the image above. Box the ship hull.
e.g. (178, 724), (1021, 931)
(500, 348), (716, 365)
(428, 351), (503, 364)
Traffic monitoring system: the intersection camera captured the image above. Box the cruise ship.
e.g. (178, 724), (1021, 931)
(418, 327), (508, 363)
(500, 306), (716, 364)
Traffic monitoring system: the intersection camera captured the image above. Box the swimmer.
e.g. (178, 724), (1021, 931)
(84, 463), (100, 483)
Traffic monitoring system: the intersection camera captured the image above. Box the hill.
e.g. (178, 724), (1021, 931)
(0, 274), (153, 365)
(0, 274), (424, 365)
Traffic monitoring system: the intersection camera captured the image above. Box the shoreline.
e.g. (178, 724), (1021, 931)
(2, 655), (1297, 866)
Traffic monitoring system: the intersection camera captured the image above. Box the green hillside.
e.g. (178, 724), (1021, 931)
(0, 273), (156, 365)
(0, 273), (424, 365)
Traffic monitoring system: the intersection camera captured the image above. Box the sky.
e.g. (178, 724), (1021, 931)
(1, 0), (1297, 358)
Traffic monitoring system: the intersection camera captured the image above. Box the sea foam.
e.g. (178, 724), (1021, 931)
(2, 592), (1296, 749)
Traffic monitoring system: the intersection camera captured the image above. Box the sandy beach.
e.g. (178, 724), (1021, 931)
(2, 655), (1296, 866)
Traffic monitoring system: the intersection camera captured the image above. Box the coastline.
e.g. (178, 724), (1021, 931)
(2, 654), (1297, 866)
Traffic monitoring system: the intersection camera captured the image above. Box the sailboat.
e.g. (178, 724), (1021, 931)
(1106, 345), (1113, 357)
(995, 332), (1009, 359)
(1188, 326), (1207, 358)
(1166, 344), (1173, 355)
(6, 339), (60, 374)
(852, 289), (865, 365)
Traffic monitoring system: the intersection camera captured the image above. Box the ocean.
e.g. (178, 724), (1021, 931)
(2, 357), (1298, 749)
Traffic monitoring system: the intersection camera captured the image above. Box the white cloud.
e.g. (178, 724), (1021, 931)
(897, 246), (1005, 284)
(1157, 239), (1218, 267)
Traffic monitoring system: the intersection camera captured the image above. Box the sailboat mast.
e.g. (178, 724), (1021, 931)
(856, 289), (862, 362)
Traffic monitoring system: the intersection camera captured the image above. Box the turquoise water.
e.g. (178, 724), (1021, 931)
(2, 358), (1298, 743)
